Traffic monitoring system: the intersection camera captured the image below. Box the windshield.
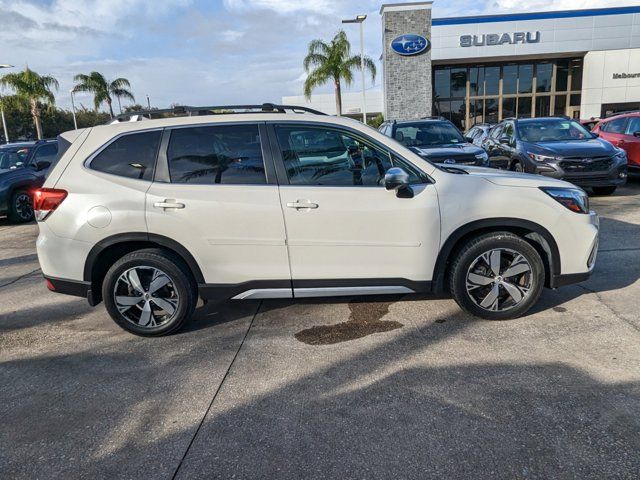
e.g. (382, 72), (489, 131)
(0, 147), (31, 170)
(517, 119), (592, 142)
(394, 122), (465, 147)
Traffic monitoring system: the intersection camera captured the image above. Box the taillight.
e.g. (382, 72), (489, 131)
(33, 188), (68, 221)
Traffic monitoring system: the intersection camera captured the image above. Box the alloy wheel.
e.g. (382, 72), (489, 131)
(113, 266), (179, 328)
(465, 248), (533, 312)
(14, 193), (34, 221)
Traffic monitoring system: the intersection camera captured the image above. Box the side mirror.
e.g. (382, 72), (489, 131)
(633, 131), (640, 138)
(464, 135), (474, 143)
(499, 135), (511, 145)
(591, 132), (600, 138)
(384, 167), (414, 198)
(36, 160), (51, 171)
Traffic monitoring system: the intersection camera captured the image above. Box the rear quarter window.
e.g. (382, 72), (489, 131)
(89, 130), (162, 180)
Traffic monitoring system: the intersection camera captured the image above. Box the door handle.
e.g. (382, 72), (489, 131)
(286, 200), (318, 210)
(154, 200), (185, 209)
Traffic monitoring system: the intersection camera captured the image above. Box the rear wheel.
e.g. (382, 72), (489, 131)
(592, 186), (616, 196)
(449, 232), (545, 320)
(8, 190), (34, 223)
(102, 249), (197, 336)
(511, 161), (524, 173)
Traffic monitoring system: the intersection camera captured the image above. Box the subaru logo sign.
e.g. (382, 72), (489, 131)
(391, 34), (429, 56)
(443, 159), (456, 164)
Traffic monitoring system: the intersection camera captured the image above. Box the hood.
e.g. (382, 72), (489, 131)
(410, 143), (484, 159)
(524, 138), (615, 158)
(450, 165), (576, 188)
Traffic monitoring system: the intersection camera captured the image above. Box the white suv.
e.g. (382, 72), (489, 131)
(35, 104), (599, 336)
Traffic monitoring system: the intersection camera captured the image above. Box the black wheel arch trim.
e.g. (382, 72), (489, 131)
(431, 218), (561, 294)
(83, 232), (205, 284)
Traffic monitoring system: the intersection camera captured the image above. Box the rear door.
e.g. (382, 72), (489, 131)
(598, 117), (628, 149)
(268, 122), (440, 296)
(145, 123), (291, 297)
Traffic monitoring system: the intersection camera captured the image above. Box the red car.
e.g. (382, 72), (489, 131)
(592, 112), (640, 169)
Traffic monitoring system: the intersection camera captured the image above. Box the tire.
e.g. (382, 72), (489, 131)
(8, 189), (34, 223)
(511, 161), (524, 173)
(102, 248), (197, 336)
(449, 232), (545, 320)
(592, 186), (616, 196)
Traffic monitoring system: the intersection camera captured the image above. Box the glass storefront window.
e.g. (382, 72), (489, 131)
(502, 97), (516, 119)
(518, 64), (533, 94)
(554, 95), (567, 116)
(556, 59), (569, 92)
(485, 98), (499, 123)
(471, 99), (484, 124)
(570, 59), (583, 91)
(536, 96), (551, 117)
(518, 97), (532, 118)
(451, 68), (467, 98)
(450, 100), (465, 129)
(570, 94), (581, 107)
(503, 65), (518, 95)
(434, 69), (450, 99)
(536, 63), (553, 93)
(485, 67), (500, 96)
(469, 68), (484, 96)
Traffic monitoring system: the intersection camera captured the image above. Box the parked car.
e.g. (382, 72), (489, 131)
(581, 118), (600, 131)
(36, 104), (598, 336)
(379, 117), (490, 166)
(483, 117), (627, 195)
(0, 139), (58, 222)
(465, 123), (494, 147)
(592, 111), (640, 171)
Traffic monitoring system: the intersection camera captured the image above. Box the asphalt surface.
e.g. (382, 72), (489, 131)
(1, 179), (639, 479)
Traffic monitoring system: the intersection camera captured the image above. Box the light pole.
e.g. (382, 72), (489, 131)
(69, 89), (78, 130)
(146, 95), (151, 110)
(342, 15), (367, 124)
(0, 64), (13, 144)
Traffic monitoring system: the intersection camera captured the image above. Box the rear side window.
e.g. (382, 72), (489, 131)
(167, 124), (266, 184)
(90, 131), (161, 180)
(602, 118), (627, 134)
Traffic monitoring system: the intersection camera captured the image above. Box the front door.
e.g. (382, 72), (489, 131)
(269, 123), (440, 296)
(146, 123), (291, 297)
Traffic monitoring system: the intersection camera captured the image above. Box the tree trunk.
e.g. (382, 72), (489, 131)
(31, 99), (43, 140)
(334, 78), (342, 116)
(107, 98), (115, 119)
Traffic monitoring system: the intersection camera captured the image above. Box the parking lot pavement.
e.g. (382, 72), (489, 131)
(1, 180), (640, 479)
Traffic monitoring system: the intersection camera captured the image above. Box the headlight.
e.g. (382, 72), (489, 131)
(614, 149), (627, 162)
(475, 152), (489, 162)
(528, 152), (557, 162)
(540, 187), (589, 214)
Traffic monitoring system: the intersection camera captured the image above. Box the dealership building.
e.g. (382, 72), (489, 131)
(286, 3), (640, 129)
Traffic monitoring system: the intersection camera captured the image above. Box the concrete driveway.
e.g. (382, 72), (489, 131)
(1, 180), (639, 479)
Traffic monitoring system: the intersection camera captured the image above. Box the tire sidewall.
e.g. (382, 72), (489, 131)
(102, 251), (196, 336)
(450, 233), (545, 320)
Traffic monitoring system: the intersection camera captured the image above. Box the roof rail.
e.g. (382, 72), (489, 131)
(114, 103), (327, 122)
(420, 115), (447, 120)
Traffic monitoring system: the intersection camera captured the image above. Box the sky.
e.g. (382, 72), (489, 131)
(1, 0), (638, 112)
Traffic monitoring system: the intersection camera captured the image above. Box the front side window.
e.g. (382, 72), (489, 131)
(90, 131), (161, 180)
(502, 123), (515, 141)
(167, 124), (265, 185)
(602, 118), (628, 134)
(33, 144), (58, 164)
(490, 125), (504, 139)
(274, 125), (424, 187)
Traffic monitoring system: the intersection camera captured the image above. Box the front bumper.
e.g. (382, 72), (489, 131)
(535, 159), (627, 187)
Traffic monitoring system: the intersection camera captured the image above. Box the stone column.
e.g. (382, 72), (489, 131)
(380, 2), (433, 121)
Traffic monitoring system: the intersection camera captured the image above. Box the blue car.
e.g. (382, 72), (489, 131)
(0, 140), (58, 222)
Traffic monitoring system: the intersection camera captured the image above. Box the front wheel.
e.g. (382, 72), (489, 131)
(102, 249), (197, 336)
(592, 186), (616, 196)
(449, 232), (545, 320)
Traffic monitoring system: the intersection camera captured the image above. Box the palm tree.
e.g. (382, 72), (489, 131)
(72, 72), (134, 118)
(303, 30), (376, 116)
(0, 68), (58, 140)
